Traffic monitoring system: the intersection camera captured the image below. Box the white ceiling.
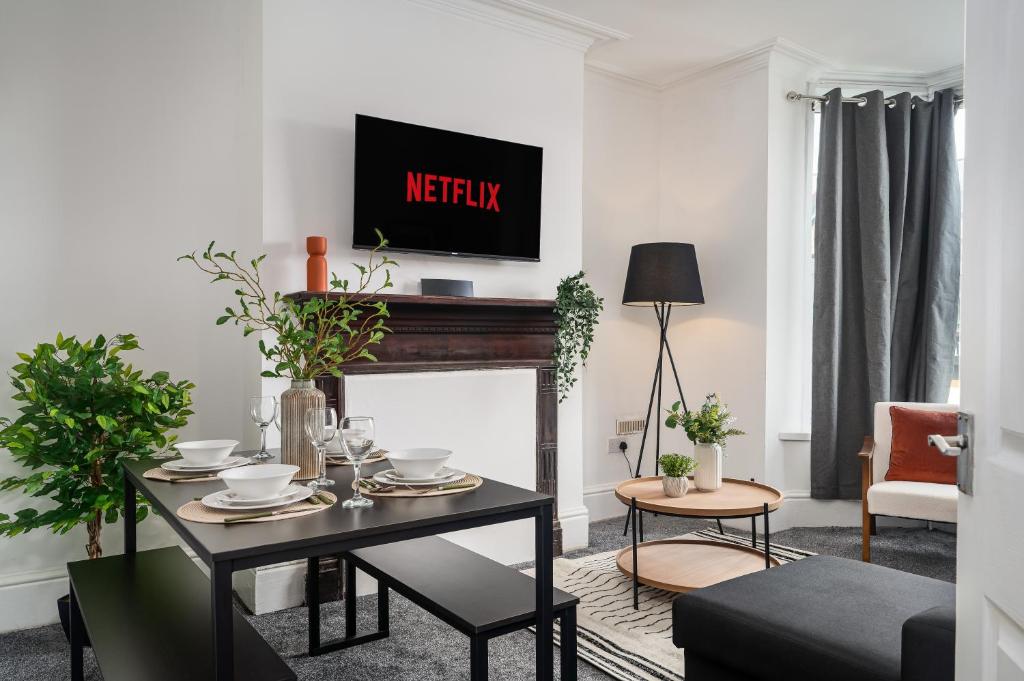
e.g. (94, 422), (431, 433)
(537, 0), (964, 85)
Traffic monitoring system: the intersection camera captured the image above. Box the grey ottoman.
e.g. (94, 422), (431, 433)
(672, 555), (955, 681)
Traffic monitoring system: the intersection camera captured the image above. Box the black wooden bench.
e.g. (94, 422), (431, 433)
(68, 546), (295, 681)
(307, 536), (578, 680)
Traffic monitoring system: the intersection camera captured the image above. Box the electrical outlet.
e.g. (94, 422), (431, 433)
(608, 436), (629, 454)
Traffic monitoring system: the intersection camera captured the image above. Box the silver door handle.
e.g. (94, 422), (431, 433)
(928, 433), (968, 457)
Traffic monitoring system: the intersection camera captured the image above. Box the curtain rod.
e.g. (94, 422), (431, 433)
(786, 91), (964, 108)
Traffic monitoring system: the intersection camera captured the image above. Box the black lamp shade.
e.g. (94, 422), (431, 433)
(622, 242), (704, 306)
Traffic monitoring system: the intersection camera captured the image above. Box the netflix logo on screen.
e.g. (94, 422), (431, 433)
(406, 172), (501, 212)
(353, 115), (543, 261)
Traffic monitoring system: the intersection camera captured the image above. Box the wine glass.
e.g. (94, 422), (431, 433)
(338, 416), (375, 509)
(249, 396), (278, 461)
(304, 407), (338, 490)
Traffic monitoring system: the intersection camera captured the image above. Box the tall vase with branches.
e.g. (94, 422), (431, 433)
(179, 231), (397, 477)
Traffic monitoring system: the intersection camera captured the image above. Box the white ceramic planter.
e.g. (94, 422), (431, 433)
(662, 475), (689, 498)
(693, 442), (723, 490)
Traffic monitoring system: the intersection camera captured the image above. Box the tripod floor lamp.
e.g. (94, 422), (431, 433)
(622, 243), (704, 533)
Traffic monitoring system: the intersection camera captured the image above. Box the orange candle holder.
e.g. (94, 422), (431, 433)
(306, 236), (328, 292)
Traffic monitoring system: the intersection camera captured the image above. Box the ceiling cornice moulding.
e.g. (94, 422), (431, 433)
(660, 37), (828, 91)
(408, 0), (630, 52)
(816, 64), (964, 94)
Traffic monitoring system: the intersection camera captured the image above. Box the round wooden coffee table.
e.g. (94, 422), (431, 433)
(615, 477), (784, 607)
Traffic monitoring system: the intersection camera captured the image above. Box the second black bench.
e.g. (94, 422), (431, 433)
(306, 536), (578, 680)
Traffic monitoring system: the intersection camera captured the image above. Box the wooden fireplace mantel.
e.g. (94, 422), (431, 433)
(288, 292), (562, 554)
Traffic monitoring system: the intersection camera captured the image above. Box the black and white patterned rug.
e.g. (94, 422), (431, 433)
(538, 529), (815, 681)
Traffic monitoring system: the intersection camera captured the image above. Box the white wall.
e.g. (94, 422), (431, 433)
(260, 0), (590, 553)
(0, 0), (262, 632)
(580, 70), (662, 520)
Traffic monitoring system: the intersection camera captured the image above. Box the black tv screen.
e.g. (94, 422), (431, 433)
(352, 115), (543, 261)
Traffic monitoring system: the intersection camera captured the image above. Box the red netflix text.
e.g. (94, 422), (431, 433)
(406, 171), (501, 212)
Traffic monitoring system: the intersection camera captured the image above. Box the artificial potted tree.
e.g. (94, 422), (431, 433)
(179, 231), (396, 480)
(665, 393), (744, 491)
(658, 453), (697, 498)
(0, 333), (193, 641)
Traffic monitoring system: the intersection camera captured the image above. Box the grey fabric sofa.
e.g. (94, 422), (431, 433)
(672, 555), (955, 681)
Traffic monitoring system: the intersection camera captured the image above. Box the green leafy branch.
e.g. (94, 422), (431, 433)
(553, 271), (603, 403)
(178, 230), (398, 379)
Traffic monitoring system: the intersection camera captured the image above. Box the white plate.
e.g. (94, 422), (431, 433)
(161, 456), (250, 473)
(201, 485), (315, 511)
(373, 468), (465, 487)
(384, 466), (457, 483)
(219, 483), (308, 506)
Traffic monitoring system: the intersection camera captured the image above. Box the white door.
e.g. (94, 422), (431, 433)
(957, 0), (1024, 678)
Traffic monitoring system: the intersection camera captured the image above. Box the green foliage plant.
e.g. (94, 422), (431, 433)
(659, 453), (697, 478)
(178, 230), (398, 380)
(0, 334), (194, 559)
(553, 271), (603, 403)
(665, 393), (745, 447)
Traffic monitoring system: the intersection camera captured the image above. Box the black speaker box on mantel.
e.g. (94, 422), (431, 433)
(421, 278), (474, 297)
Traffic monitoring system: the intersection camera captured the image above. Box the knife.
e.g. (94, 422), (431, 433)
(224, 504), (325, 524)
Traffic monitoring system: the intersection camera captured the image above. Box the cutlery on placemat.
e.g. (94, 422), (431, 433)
(169, 474), (219, 483)
(224, 501), (328, 524)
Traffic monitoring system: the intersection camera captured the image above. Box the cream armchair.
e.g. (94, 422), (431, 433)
(859, 401), (959, 562)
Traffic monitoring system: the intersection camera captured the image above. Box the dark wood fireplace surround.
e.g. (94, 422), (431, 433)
(289, 292), (563, 556)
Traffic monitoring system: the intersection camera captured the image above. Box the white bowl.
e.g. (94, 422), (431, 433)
(174, 440), (239, 467)
(386, 448), (452, 479)
(218, 464), (299, 500)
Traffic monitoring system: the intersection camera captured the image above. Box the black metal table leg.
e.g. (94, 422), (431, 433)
(69, 584), (84, 681)
(763, 502), (771, 569)
(639, 508), (644, 543)
(123, 469), (136, 556)
(716, 518), (724, 534)
(470, 635), (489, 681)
(345, 557), (357, 638)
(560, 607), (578, 681)
(536, 503), (554, 681)
(211, 560), (234, 681)
(631, 497), (639, 610)
(751, 515), (757, 548)
(306, 557), (320, 654)
(378, 578), (390, 636)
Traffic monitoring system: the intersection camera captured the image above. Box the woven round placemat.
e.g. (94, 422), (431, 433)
(351, 473), (483, 498)
(176, 491), (337, 524)
(326, 449), (388, 467)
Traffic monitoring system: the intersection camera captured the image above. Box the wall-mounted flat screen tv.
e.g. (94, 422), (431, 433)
(352, 114), (543, 261)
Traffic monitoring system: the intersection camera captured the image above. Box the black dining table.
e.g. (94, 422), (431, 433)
(121, 451), (555, 681)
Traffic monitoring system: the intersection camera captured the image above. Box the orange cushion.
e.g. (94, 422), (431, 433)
(885, 406), (958, 484)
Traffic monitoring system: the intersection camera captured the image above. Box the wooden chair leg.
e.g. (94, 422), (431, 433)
(870, 515), (878, 536)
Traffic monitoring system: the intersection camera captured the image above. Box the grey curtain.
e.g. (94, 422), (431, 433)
(811, 88), (961, 499)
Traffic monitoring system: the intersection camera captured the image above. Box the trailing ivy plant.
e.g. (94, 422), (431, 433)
(179, 230), (398, 379)
(665, 393), (745, 448)
(553, 271), (603, 403)
(0, 334), (194, 559)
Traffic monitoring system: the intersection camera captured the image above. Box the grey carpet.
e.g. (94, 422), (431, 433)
(0, 515), (955, 680)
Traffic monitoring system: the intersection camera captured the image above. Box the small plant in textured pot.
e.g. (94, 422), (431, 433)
(0, 333), (193, 638)
(665, 393), (744, 491)
(553, 271), (603, 403)
(659, 453), (697, 498)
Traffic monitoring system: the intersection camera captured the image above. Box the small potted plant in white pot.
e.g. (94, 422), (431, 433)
(658, 453), (697, 498)
(665, 393), (744, 491)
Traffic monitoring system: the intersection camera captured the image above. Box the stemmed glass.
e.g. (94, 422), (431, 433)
(339, 416), (375, 509)
(249, 396), (278, 461)
(304, 407), (338, 490)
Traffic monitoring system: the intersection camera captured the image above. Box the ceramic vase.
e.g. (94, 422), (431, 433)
(280, 379), (325, 480)
(693, 442), (723, 491)
(662, 475), (688, 498)
(306, 236), (328, 292)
